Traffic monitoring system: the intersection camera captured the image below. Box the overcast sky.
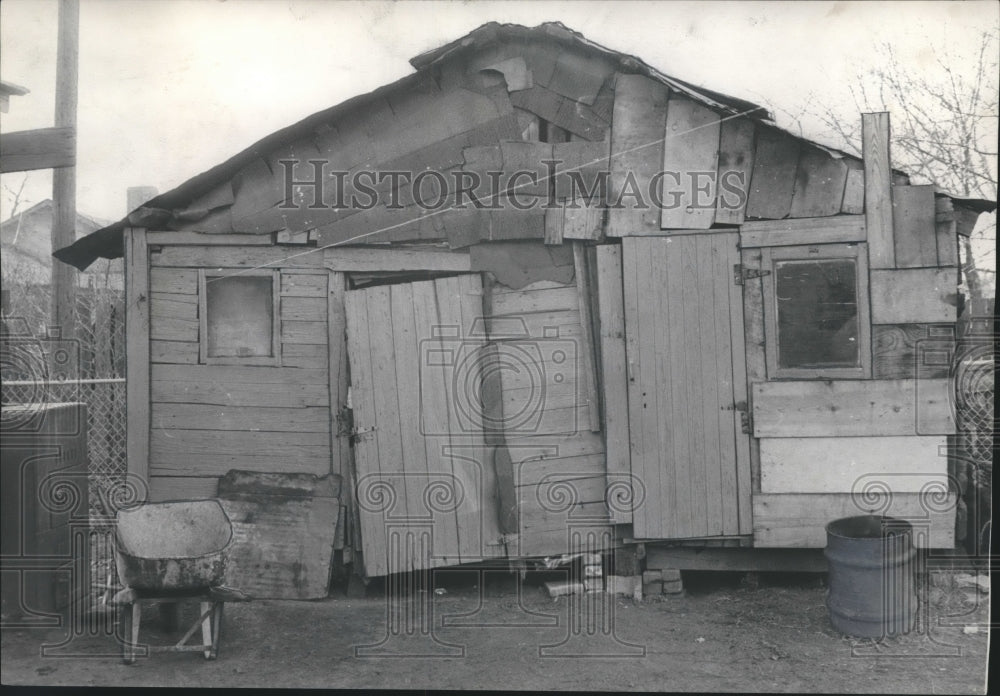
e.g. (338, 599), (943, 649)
(1, 0), (997, 225)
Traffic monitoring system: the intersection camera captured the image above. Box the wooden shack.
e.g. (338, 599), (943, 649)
(56, 22), (993, 581)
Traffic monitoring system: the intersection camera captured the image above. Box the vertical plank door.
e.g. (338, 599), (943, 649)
(344, 275), (505, 577)
(622, 233), (752, 538)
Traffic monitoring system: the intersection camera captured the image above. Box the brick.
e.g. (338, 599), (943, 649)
(662, 578), (684, 594)
(605, 575), (641, 597)
(661, 569), (682, 582)
(584, 563), (603, 578)
(584, 578), (603, 592)
(545, 580), (584, 598)
(642, 570), (663, 584)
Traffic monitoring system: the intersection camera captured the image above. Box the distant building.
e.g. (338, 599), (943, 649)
(1, 199), (120, 288)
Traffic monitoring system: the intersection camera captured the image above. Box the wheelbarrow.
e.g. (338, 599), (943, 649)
(109, 499), (250, 664)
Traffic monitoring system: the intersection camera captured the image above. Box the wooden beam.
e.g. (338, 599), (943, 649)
(145, 231), (273, 246)
(645, 546), (828, 572)
(51, 0), (79, 341)
(0, 127), (75, 173)
(327, 271), (350, 480)
(595, 245), (631, 523)
(125, 228), (150, 496)
(862, 112), (894, 268)
(752, 378), (956, 437)
(740, 248), (766, 494)
(322, 246), (471, 272)
(738, 215), (865, 248)
(151, 245), (324, 269)
(573, 243), (601, 432)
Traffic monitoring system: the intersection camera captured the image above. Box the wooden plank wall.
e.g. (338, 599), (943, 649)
(145, 245), (344, 502)
(127, 45), (974, 567)
(739, 114), (961, 550)
(484, 276), (614, 557)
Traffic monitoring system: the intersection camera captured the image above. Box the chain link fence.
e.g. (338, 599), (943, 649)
(2, 272), (126, 606)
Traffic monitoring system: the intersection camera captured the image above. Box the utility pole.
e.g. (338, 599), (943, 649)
(51, 0), (80, 340)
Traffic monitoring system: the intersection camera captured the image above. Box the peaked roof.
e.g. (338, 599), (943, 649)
(55, 21), (996, 270)
(1, 199), (115, 278)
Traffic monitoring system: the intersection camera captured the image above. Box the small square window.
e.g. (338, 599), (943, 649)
(762, 244), (870, 379)
(199, 270), (280, 365)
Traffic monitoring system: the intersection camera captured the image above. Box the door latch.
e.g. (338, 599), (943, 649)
(733, 264), (771, 285)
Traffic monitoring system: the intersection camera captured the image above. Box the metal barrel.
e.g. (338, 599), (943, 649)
(824, 515), (917, 638)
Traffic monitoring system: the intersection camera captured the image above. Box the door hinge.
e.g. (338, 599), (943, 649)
(733, 264), (771, 285)
(727, 400), (753, 435)
(349, 426), (377, 443)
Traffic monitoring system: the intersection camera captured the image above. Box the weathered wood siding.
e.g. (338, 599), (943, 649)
(753, 493), (955, 548)
(124, 34), (972, 566)
(741, 143), (962, 548)
(145, 246), (344, 502)
(484, 277), (614, 557)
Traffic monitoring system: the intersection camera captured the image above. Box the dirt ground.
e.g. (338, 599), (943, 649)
(1, 568), (989, 693)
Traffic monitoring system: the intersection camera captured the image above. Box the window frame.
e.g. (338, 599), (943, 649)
(761, 242), (871, 380)
(198, 268), (281, 366)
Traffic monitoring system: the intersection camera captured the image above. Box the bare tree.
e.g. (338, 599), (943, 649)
(774, 28), (998, 299)
(2, 173), (32, 223)
(810, 30), (998, 198)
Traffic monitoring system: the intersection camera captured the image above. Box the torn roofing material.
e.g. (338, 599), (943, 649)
(410, 21), (771, 120)
(54, 21), (997, 270)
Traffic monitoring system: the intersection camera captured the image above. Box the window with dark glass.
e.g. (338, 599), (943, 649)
(761, 243), (870, 379)
(775, 259), (859, 369)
